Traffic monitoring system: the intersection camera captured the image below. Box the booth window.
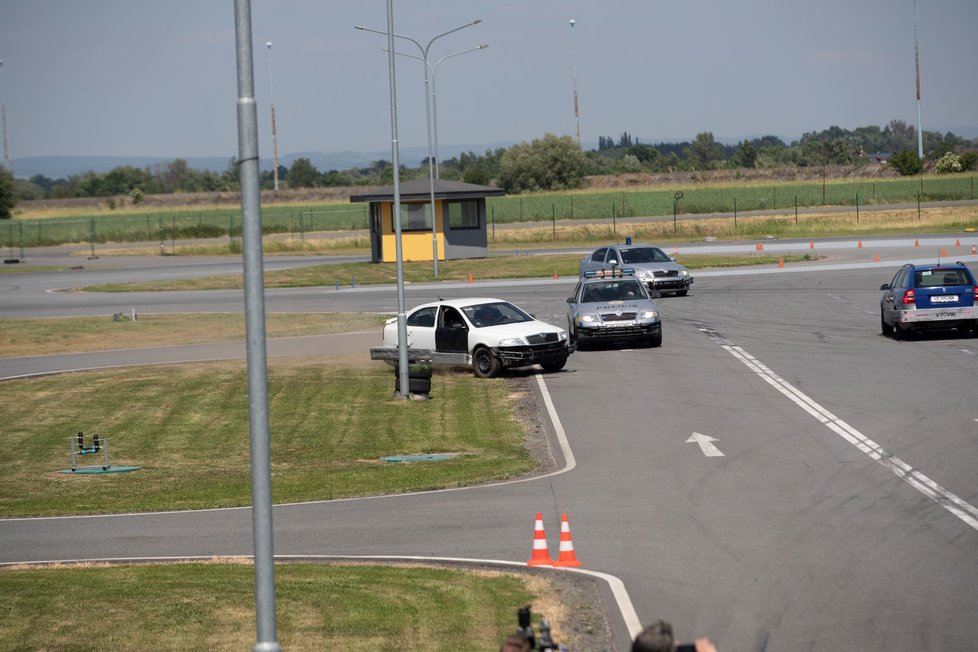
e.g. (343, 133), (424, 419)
(447, 200), (480, 230)
(394, 203), (432, 231)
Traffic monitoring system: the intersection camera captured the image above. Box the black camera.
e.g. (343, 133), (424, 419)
(516, 606), (564, 651)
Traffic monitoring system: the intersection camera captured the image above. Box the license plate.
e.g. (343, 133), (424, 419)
(931, 295), (958, 303)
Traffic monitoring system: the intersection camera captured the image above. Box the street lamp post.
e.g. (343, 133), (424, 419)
(266, 42), (280, 191)
(0, 59), (10, 170)
(356, 19), (483, 277)
(913, 0), (924, 160)
(388, 44), (488, 179)
(569, 19), (580, 148)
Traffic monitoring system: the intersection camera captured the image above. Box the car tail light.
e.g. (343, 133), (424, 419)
(902, 289), (915, 305)
(973, 285), (978, 301)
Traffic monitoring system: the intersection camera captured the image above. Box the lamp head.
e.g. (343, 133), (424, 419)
(569, 19), (575, 26)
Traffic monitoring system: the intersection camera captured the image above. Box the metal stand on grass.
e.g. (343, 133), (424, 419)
(62, 431), (141, 475)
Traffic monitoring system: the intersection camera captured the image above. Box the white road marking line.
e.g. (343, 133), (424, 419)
(716, 340), (978, 532)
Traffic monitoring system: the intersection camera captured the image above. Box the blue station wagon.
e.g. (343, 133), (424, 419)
(880, 262), (978, 339)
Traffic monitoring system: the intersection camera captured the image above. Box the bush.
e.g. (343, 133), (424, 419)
(888, 150), (923, 176)
(959, 151), (977, 172)
(934, 152), (963, 174)
(0, 168), (15, 219)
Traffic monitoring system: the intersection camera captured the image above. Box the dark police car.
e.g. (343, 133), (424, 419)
(880, 262), (978, 339)
(567, 268), (662, 348)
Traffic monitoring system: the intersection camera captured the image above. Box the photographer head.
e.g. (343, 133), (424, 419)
(500, 633), (531, 652)
(632, 620), (717, 652)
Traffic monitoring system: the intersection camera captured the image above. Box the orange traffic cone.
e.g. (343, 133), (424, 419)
(955, 239), (961, 248)
(755, 243), (764, 251)
(914, 239), (920, 248)
(809, 242), (815, 250)
(468, 273), (473, 284)
(527, 512), (555, 566)
(553, 513), (582, 567)
(553, 270), (559, 280)
(940, 247), (947, 257)
(972, 244), (977, 254)
(857, 240), (863, 249)
(778, 258), (784, 269)
(874, 253), (880, 263)
(673, 247), (679, 255)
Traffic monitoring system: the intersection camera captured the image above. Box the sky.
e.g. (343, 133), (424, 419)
(1, 0), (977, 164)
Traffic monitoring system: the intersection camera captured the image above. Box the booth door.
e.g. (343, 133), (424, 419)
(369, 204), (382, 263)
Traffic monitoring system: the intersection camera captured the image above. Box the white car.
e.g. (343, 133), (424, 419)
(382, 298), (572, 378)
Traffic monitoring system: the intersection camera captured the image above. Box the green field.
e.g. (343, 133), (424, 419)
(5, 174), (976, 248)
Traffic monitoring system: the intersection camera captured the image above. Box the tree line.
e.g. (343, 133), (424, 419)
(4, 118), (976, 216)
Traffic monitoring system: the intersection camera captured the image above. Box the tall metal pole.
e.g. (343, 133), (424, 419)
(232, 2), (281, 651)
(385, 3), (410, 397)
(913, 0), (923, 160)
(356, 20), (482, 278)
(429, 45), (488, 179)
(266, 42), (280, 191)
(0, 59), (9, 170)
(570, 19), (580, 148)
(386, 44), (488, 180)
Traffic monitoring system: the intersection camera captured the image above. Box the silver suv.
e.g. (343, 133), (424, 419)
(580, 243), (693, 296)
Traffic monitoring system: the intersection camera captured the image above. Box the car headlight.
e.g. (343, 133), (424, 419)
(639, 310), (658, 320)
(497, 336), (528, 347)
(578, 314), (599, 324)
(637, 270), (652, 279)
(680, 269), (689, 277)
(557, 330), (568, 342)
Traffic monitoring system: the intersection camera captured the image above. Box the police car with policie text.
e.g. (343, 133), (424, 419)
(566, 267), (663, 348)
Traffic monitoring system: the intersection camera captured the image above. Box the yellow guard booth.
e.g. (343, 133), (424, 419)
(350, 178), (505, 263)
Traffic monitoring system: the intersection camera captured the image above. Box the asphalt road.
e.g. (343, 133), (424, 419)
(2, 235), (978, 650)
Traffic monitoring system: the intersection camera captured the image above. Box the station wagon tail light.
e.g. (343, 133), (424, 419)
(973, 285), (978, 300)
(902, 289), (915, 305)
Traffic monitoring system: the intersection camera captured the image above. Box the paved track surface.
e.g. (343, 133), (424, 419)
(2, 234), (978, 650)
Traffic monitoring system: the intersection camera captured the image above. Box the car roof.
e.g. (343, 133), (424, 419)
(410, 297), (511, 311)
(903, 262), (970, 271)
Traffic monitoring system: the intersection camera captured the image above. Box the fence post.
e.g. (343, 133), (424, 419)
(552, 204), (556, 240)
(917, 190), (921, 221)
(88, 218), (98, 259)
(773, 186), (777, 210)
(794, 195), (798, 225)
(19, 221), (26, 260)
(612, 203), (616, 234)
(856, 192), (859, 223)
(159, 217), (166, 255)
(570, 195), (574, 219)
(491, 206), (495, 241)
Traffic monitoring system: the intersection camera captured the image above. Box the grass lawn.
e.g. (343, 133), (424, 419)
(0, 312), (389, 358)
(80, 251), (817, 292)
(0, 561), (604, 650)
(0, 359), (538, 518)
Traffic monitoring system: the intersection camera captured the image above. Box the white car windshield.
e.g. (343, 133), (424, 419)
(463, 302), (534, 328)
(619, 247), (671, 264)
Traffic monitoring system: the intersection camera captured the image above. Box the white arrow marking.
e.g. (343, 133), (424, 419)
(686, 432), (724, 457)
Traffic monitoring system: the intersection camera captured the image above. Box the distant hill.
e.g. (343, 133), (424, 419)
(8, 142), (516, 180)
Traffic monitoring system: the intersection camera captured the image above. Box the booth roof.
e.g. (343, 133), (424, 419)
(349, 178), (506, 203)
